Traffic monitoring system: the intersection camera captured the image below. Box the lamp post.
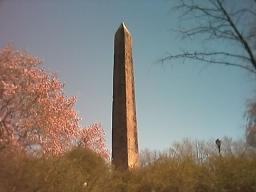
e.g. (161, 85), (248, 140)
(215, 139), (221, 155)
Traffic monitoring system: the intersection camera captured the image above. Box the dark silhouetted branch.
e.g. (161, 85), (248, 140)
(165, 0), (256, 74)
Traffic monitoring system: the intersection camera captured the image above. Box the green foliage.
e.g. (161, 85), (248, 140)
(128, 154), (256, 192)
(0, 147), (109, 192)
(0, 140), (256, 192)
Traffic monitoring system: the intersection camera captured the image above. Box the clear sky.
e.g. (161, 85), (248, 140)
(0, 0), (255, 151)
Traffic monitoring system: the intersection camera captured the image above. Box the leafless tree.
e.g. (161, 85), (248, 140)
(162, 0), (256, 73)
(246, 101), (256, 147)
(162, 0), (256, 147)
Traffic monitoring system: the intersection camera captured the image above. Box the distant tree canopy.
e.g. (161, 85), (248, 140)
(1, 138), (255, 192)
(0, 46), (108, 159)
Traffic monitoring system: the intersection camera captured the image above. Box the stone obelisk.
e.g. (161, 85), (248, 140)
(112, 23), (139, 170)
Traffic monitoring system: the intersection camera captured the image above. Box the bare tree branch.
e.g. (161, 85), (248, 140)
(216, 0), (256, 69)
(160, 51), (255, 73)
(166, 0), (256, 146)
(164, 0), (256, 74)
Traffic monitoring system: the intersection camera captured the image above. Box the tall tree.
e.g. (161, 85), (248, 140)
(163, 0), (256, 147)
(0, 46), (108, 158)
(246, 101), (256, 147)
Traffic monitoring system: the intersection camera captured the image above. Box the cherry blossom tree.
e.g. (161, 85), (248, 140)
(0, 46), (109, 158)
(79, 123), (109, 160)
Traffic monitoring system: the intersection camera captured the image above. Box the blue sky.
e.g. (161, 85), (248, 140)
(0, 0), (255, 151)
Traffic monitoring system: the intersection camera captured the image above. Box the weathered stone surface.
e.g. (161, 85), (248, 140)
(112, 23), (139, 170)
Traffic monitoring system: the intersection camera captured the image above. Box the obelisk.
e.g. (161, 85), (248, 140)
(112, 23), (139, 170)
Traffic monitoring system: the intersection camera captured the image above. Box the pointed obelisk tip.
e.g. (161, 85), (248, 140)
(121, 22), (126, 28)
(118, 22), (130, 34)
